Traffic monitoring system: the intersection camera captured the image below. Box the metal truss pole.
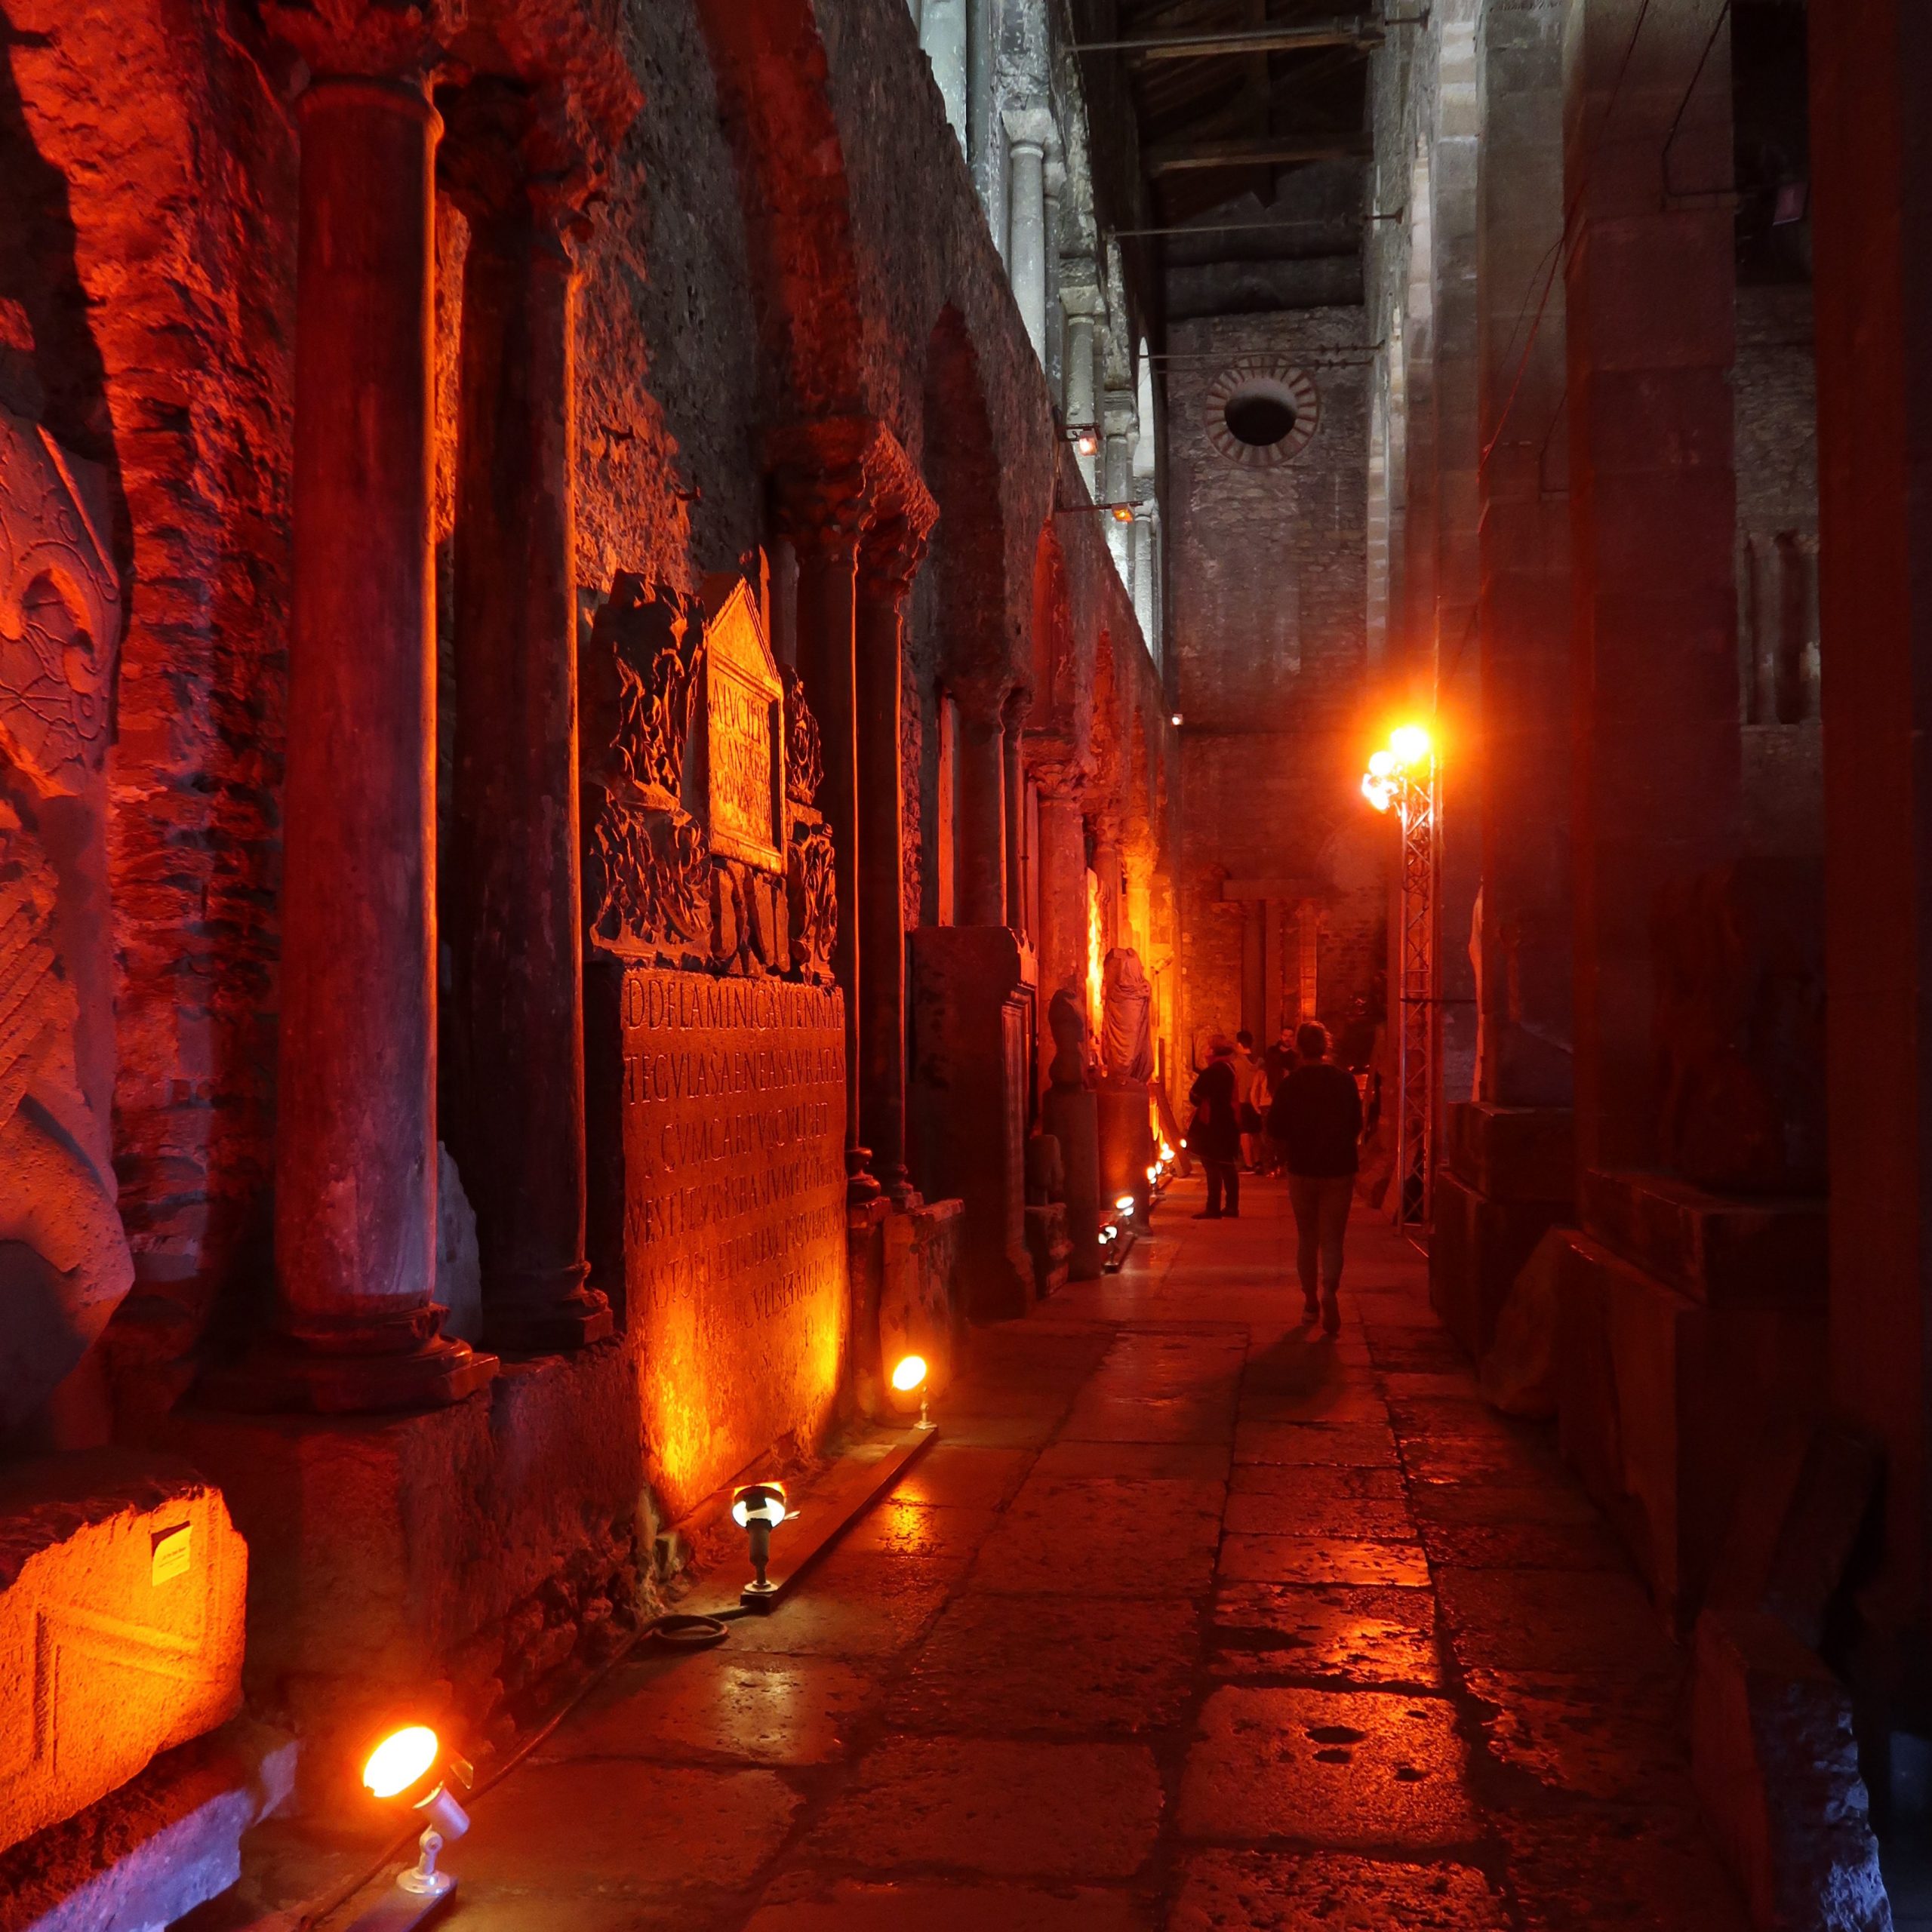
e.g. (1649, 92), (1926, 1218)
(1393, 759), (1436, 1228)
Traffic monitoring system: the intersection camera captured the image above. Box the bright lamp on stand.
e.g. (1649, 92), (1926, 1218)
(358, 1724), (473, 1910)
(1359, 720), (1438, 1229)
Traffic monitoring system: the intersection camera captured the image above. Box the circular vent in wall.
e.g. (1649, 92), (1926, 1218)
(1204, 360), (1320, 468)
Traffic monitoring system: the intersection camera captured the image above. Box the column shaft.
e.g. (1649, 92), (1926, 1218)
(857, 528), (926, 1202)
(1066, 314), (1098, 491)
(1564, 0), (1740, 1173)
(1001, 697), (1026, 933)
(1811, 0), (1932, 1672)
(795, 528), (875, 1198)
(270, 75), (491, 1406)
(448, 186), (610, 1352)
(1007, 136), (1047, 359)
(956, 702), (1007, 926)
(1035, 792), (1087, 1077)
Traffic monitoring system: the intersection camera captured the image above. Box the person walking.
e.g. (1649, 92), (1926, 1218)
(1266, 1022), (1362, 1333)
(1234, 1029), (1263, 1171)
(1188, 1037), (1243, 1220)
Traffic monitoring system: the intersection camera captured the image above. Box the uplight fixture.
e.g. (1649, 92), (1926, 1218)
(1075, 426), (1100, 456)
(731, 1481), (789, 1607)
(891, 1353), (934, 1430)
(1111, 503), (1136, 523)
(361, 1724), (472, 1904)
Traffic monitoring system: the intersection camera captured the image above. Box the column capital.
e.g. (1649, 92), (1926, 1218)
(857, 508), (933, 598)
(265, 0), (454, 80)
(768, 417), (935, 559)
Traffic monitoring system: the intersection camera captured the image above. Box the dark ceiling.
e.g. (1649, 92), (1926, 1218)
(1071, 1), (1381, 325)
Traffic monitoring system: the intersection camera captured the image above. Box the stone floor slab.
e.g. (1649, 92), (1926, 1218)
(1179, 1686), (1477, 1848)
(971, 1478), (1221, 1598)
(1435, 1567), (1672, 1676)
(890, 1592), (1199, 1734)
(1169, 1849), (1510, 1930)
(1210, 1583), (1439, 1687)
(1223, 1489), (1416, 1540)
(1233, 1423), (1401, 1468)
(888, 1446), (1035, 1510)
(1217, 1535), (1431, 1589)
(747, 1877), (1152, 1932)
(806, 1737), (1164, 1880)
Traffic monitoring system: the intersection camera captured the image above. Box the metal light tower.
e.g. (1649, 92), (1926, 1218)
(1361, 726), (1438, 1229)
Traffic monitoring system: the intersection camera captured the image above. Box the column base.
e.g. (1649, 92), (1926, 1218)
(845, 1146), (882, 1207)
(482, 1266), (614, 1355)
(201, 1331), (498, 1416)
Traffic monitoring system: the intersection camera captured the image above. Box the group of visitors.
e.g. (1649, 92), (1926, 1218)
(1187, 1022), (1362, 1336)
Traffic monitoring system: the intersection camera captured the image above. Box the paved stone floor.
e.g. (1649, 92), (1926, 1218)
(362, 1176), (1756, 1930)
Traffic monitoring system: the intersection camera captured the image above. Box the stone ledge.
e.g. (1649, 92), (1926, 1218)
(1580, 1168), (1826, 1307)
(1444, 1102), (1574, 1202)
(0, 1718), (295, 1932)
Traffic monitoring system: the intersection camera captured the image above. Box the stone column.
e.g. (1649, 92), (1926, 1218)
(1103, 399), (1134, 580)
(1564, 0), (1740, 1175)
(1043, 158), (1065, 406)
(955, 687), (1008, 927)
(1091, 823), (1122, 955)
(1066, 312), (1099, 493)
(444, 81), (611, 1355)
(1001, 689), (1027, 933)
(919, 0), (968, 153)
(774, 437), (877, 1201)
(1476, 0), (1571, 1107)
(1131, 511), (1153, 648)
(1004, 112), (1050, 361)
(1811, 0), (1932, 1696)
(259, 23), (493, 1409)
(1035, 787), (1087, 1075)
(857, 508), (934, 1205)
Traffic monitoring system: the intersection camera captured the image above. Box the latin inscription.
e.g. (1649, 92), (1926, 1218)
(708, 665), (780, 867)
(621, 968), (847, 1518)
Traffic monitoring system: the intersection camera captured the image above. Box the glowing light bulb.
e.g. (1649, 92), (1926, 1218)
(1160, 1143), (1174, 1161)
(1361, 774), (1395, 814)
(1112, 503), (1135, 523)
(891, 1355), (928, 1393)
(1367, 749), (1395, 779)
(1146, 1164), (1159, 1183)
(1390, 723), (1432, 764)
(365, 1726), (439, 1801)
(1076, 428), (1098, 456)
(1171, 712), (1183, 727)
(732, 1481), (787, 1528)
(1115, 1194), (1137, 1214)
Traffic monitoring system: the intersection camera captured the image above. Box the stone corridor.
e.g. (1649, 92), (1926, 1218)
(334, 1177), (1752, 1931)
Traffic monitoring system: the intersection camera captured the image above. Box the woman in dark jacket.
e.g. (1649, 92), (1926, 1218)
(1188, 1038), (1244, 1219)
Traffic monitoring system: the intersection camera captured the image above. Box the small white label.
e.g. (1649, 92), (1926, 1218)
(151, 1523), (192, 1585)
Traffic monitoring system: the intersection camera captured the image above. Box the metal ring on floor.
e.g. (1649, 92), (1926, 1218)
(645, 1612), (734, 1648)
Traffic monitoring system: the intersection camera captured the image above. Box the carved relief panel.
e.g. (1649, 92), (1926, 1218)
(0, 411), (134, 1439)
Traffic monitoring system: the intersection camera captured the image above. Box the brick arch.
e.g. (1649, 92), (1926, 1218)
(922, 306), (1008, 697)
(694, 0), (870, 417)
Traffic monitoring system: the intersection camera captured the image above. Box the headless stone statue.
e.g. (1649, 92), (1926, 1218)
(1101, 946), (1154, 1084)
(0, 412), (134, 1441)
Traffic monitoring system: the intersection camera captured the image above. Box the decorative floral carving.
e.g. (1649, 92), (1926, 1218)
(782, 666), (823, 808)
(786, 817), (837, 984)
(586, 798), (709, 957)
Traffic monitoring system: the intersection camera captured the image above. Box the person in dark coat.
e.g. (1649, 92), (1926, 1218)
(1188, 1037), (1243, 1219)
(1266, 1022), (1363, 1332)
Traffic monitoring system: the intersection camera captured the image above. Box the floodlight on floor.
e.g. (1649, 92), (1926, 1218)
(360, 1724), (472, 1905)
(891, 1353), (934, 1429)
(732, 1482), (789, 1607)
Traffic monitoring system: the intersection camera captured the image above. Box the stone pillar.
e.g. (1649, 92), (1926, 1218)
(774, 438), (877, 1201)
(919, 0), (968, 149)
(1564, 0), (1740, 1175)
(955, 688), (1008, 927)
(1131, 511), (1154, 647)
(254, 32), (493, 1410)
(1091, 826), (1122, 955)
(857, 507), (935, 1205)
(1004, 115), (1049, 361)
(1103, 399), (1134, 581)
(1430, 0), (1577, 1367)
(444, 82), (611, 1355)
(1035, 788), (1087, 1080)
(1043, 158), (1065, 406)
(1810, 0), (1932, 1701)
(1066, 312), (1099, 492)
(1001, 690), (1027, 933)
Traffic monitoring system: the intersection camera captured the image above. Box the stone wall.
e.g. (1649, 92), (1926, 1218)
(1168, 307), (1385, 1066)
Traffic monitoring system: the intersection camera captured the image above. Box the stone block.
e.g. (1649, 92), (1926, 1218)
(0, 1719), (296, 1932)
(1096, 1079), (1153, 1223)
(1430, 1165), (1567, 1363)
(1023, 1202), (1071, 1302)
(1692, 1606), (1891, 1932)
(0, 1452), (247, 1854)
(880, 1198), (964, 1405)
(1553, 1231), (1829, 1626)
(1478, 1226), (1564, 1420)
(171, 1343), (641, 1804)
(909, 928), (1036, 1322)
(1041, 1083), (1101, 1281)
(1445, 1101), (1574, 1201)
(1581, 1168), (1826, 1306)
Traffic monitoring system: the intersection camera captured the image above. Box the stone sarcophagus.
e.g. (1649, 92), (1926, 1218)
(0, 1454), (246, 1854)
(582, 572), (851, 1520)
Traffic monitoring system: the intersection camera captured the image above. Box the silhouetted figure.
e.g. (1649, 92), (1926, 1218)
(1267, 1022), (1362, 1334)
(1189, 1038), (1242, 1219)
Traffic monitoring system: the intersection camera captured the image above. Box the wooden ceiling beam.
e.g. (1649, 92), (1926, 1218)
(1146, 131), (1372, 174)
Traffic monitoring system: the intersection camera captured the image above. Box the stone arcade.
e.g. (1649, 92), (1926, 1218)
(0, 0), (1928, 1927)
